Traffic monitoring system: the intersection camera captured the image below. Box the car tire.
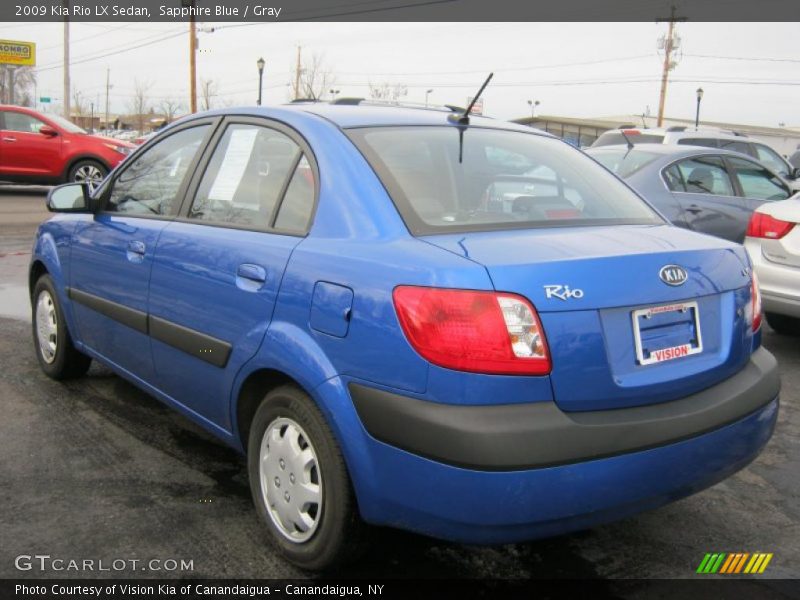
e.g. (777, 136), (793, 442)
(32, 274), (92, 380)
(67, 159), (107, 187)
(247, 384), (367, 570)
(765, 312), (800, 336)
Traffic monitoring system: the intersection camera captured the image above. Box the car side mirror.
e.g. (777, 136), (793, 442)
(47, 183), (94, 213)
(791, 167), (800, 180)
(39, 125), (59, 137)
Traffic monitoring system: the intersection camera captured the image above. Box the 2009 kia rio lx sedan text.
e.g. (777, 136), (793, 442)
(30, 102), (780, 570)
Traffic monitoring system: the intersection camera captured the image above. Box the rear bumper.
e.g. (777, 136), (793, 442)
(350, 347), (779, 470)
(746, 238), (800, 318)
(336, 349), (779, 543)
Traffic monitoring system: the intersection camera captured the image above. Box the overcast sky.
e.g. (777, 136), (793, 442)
(1, 21), (798, 127)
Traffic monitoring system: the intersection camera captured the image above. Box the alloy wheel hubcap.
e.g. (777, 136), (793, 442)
(73, 164), (103, 186)
(35, 291), (58, 364)
(259, 417), (322, 543)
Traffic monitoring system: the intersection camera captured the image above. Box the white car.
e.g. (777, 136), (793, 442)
(745, 196), (800, 335)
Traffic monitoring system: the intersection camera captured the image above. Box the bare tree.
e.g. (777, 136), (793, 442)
(127, 79), (152, 132)
(298, 52), (336, 101)
(368, 80), (408, 102)
(159, 98), (184, 123)
(199, 78), (218, 111)
(71, 88), (89, 117)
(0, 66), (36, 106)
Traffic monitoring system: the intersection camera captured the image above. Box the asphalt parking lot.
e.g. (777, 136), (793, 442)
(0, 188), (797, 583)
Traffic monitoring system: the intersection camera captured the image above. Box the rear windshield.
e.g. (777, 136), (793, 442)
(347, 126), (662, 235)
(591, 131), (665, 147)
(589, 148), (662, 178)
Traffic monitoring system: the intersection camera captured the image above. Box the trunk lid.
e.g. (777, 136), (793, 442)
(424, 224), (755, 411)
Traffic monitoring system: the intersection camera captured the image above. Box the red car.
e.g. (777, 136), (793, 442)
(0, 104), (135, 186)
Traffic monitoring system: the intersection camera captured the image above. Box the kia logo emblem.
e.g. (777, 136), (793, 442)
(659, 265), (688, 286)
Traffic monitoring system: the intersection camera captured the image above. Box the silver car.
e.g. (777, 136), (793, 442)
(744, 197), (800, 335)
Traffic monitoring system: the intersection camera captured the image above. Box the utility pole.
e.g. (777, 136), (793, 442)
(63, 0), (71, 120)
(655, 6), (686, 128)
(188, 9), (197, 113)
(293, 45), (301, 100)
(105, 67), (111, 132)
(8, 67), (16, 105)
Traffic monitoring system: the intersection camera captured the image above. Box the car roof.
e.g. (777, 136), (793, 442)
(0, 104), (38, 113)
(586, 143), (755, 160)
(599, 127), (747, 141)
(195, 103), (544, 134)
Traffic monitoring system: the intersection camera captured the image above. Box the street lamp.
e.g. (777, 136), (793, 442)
(257, 57), (265, 106)
(527, 99), (540, 118)
(329, 89), (340, 100)
(695, 87), (704, 128)
(425, 89), (433, 107)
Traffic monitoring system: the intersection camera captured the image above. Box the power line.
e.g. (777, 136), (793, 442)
(39, 23), (137, 52)
(334, 55), (655, 77)
(34, 29), (186, 73)
(684, 53), (800, 64)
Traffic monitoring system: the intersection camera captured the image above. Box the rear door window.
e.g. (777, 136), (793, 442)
(188, 124), (301, 230)
(273, 155), (316, 233)
(674, 156), (734, 196)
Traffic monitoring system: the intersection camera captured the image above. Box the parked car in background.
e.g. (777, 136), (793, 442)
(31, 104), (778, 570)
(591, 127), (800, 191)
(0, 105), (135, 186)
(744, 198), (800, 335)
(587, 144), (795, 243)
(789, 148), (800, 170)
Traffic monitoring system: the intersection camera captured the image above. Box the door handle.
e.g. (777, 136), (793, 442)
(686, 205), (703, 214)
(127, 240), (146, 255)
(2, 137), (16, 142)
(237, 264), (267, 283)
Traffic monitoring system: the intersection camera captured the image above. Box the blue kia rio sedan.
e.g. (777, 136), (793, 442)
(30, 102), (780, 570)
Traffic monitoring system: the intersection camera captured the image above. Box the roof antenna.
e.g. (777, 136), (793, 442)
(621, 130), (635, 150)
(449, 72), (493, 163)
(449, 72), (493, 126)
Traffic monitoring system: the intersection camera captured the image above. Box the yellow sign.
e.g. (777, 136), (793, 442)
(0, 40), (36, 67)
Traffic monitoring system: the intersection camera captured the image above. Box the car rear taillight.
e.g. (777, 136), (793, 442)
(746, 212), (795, 240)
(750, 272), (762, 332)
(392, 286), (551, 375)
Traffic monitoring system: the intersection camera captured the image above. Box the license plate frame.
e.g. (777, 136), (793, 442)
(631, 301), (703, 366)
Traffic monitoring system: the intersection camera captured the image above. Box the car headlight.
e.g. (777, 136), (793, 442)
(104, 143), (133, 156)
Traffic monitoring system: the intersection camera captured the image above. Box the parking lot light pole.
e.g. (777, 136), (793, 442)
(527, 99), (540, 118)
(425, 89), (433, 107)
(257, 57), (265, 106)
(695, 87), (704, 128)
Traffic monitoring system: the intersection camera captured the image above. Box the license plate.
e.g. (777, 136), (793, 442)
(631, 301), (703, 366)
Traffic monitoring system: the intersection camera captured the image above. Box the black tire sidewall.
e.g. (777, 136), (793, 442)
(765, 312), (800, 336)
(247, 385), (354, 570)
